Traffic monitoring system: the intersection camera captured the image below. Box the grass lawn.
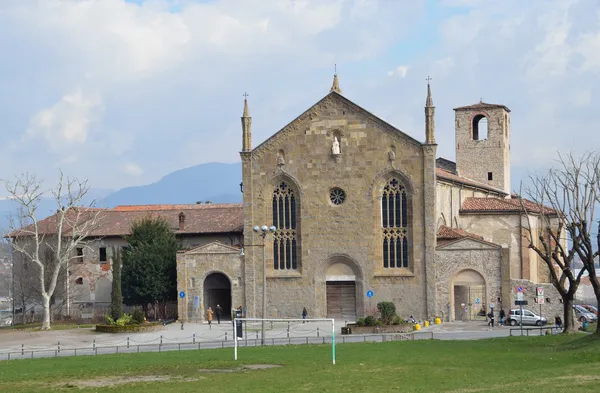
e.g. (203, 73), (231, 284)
(0, 334), (599, 392)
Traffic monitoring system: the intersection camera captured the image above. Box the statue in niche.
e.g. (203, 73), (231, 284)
(332, 137), (340, 155)
(388, 149), (396, 163)
(277, 151), (285, 168)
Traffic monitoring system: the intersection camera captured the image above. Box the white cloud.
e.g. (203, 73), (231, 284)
(26, 90), (103, 150)
(388, 65), (409, 77)
(123, 163), (143, 177)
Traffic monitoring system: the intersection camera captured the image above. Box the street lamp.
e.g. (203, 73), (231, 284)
(253, 224), (276, 345)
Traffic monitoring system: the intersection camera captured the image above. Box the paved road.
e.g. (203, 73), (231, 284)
(0, 320), (544, 361)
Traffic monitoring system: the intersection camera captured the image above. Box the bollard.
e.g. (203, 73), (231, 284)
(256, 332), (259, 340)
(225, 332), (228, 341)
(58, 341), (60, 354)
(21, 344), (24, 356)
(160, 335), (163, 346)
(317, 327), (320, 337)
(127, 337), (130, 349)
(193, 333), (196, 344)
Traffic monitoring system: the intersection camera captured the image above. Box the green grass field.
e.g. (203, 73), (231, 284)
(0, 334), (598, 393)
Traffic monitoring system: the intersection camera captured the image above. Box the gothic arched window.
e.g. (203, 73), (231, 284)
(272, 181), (298, 270)
(381, 178), (409, 268)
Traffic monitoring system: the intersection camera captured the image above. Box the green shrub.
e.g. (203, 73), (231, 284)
(392, 316), (403, 325)
(115, 314), (133, 327)
(377, 301), (396, 325)
(355, 318), (365, 326)
(364, 316), (378, 326)
(132, 308), (145, 324)
(104, 314), (115, 325)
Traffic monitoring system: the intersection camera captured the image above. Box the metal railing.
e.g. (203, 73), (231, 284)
(0, 330), (434, 361)
(509, 325), (562, 336)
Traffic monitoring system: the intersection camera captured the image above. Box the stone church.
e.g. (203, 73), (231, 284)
(177, 74), (562, 323)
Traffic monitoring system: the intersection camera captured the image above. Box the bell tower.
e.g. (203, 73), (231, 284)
(454, 101), (511, 195)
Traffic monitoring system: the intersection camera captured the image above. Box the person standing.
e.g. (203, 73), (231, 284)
(499, 309), (506, 326)
(302, 307), (308, 323)
(207, 307), (213, 326)
(215, 304), (223, 324)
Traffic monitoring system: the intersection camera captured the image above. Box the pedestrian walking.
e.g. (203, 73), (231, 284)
(499, 309), (506, 326)
(487, 310), (495, 328)
(207, 307), (213, 326)
(215, 304), (223, 324)
(302, 307), (308, 323)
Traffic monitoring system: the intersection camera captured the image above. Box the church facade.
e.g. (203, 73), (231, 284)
(177, 75), (562, 323)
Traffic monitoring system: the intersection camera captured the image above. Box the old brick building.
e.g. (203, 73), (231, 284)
(178, 75), (562, 323)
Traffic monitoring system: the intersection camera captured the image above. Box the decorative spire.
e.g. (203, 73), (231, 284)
(243, 92), (250, 117)
(426, 76), (433, 107)
(330, 64), (342, 94)
(425, 76), (436, 145)
(241, 92), (252, 152)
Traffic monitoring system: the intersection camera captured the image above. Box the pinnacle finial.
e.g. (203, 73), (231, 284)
(330, 64), (342, 94)
(426, 76), (433, 107)
(243, 92), (250, 117)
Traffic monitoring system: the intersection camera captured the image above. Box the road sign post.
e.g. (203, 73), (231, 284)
(366, 290), (374, 312)
(179, 291), (185, 330)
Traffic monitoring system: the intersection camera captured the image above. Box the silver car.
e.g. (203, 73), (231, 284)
(573, 305), (598, 323)
(508, 309), (547, 326)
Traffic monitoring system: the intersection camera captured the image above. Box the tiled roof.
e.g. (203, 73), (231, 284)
(453, 101), (511, 112)
(460, 197), (557, 215)
(9, 204), (244, 238)
(437, 225), (484, 240)
(436, 168), (507, 195)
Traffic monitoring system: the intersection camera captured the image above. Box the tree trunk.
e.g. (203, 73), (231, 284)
(563, 297), (576, 333)
(41, 294), (51, 330)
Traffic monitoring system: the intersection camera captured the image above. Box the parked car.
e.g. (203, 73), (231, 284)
(573, 305), (598, 323)
(579, 305), (598, 316)
(507, 309), (548, 326)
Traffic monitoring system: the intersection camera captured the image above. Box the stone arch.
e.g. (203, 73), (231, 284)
(316, 254), (364, 321)
(203, 271), (232, 321)
(450, 268), (488, 322)
(369, 168), (415, 197)
(471, 113), (489, 140)
(437, 214), (447, 230)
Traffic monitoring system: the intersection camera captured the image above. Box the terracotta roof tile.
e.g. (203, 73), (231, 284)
(437, 225), (484, 240)
(436, 168), (507, 195)
(9, 204), (244, 238)
(460, 197), (557, 215)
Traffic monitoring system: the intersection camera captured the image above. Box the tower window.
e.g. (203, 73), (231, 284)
(472, 115), (488, 140)
(99, 247), (107, 263)
(488, 172), (493, 181)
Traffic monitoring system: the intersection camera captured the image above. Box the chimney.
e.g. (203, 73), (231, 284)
(178, 212), (185, 231)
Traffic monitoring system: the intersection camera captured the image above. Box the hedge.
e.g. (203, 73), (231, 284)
(95, 323), (163, 333)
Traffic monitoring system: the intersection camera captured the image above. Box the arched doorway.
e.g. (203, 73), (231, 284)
(326, 261), (358, 321)
(452, 269), (486, 321)
(204, 273), (232, 321)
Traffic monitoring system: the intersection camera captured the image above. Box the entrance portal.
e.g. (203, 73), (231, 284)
(452, 269), (486, 321)
(325, 262), (358, 320)
(203, 273), (232, 320)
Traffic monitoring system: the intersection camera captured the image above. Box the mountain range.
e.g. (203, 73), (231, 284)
(0, 162), (243, 233)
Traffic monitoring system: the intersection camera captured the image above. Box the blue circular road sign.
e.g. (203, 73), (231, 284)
(179, 291), (185, 299)
(366, 290), (374, 298)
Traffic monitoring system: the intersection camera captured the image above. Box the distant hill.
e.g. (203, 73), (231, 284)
(100, 162), (242, 207)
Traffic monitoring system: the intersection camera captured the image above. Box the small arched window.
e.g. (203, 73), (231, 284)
(272, 181), (298, 270)
(381, 178), (409, 268)
(472, 115), (488, 140)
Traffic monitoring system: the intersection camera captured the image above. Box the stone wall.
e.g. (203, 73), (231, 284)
(176, 242), (244, 322)
(435, 238), (503, 321)
(241, 92), (434, 320)
(436, 182), (503, 230)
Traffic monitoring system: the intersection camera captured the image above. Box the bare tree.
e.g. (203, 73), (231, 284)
(520, 152), (599, 333)
(3, 172), (103, 330)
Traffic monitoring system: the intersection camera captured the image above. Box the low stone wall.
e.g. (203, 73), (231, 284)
(95, 323), (164, 333)
(342, 324), (413, 335)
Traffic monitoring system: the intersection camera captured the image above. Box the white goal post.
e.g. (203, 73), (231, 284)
(233, 318), (336, 365)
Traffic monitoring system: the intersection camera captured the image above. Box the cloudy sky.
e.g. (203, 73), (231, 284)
(0, 0), (599, 196)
